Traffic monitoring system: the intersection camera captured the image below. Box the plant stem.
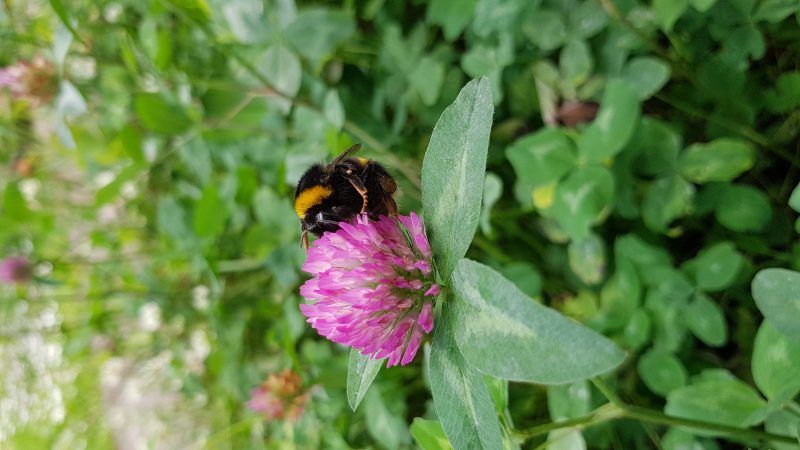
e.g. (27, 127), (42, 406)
(591, 377), (625, 406)
(511, 403), (624, 439)
(589, 377), (797, 445)
(515, 378), (798, 445)
(622, 405), (797, 444)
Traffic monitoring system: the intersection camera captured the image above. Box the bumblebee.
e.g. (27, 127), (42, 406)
(294, 144), (398, 248)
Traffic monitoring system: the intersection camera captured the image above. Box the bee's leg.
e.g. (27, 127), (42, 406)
(342, 169), (369, 214)
(385, 197), (398, 216)
(300, 225), (309, 250)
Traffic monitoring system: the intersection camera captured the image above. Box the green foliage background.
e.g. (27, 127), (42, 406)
(2, 0), (800, 449)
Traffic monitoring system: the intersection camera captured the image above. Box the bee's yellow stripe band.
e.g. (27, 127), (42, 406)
(295, 185), (333, 218)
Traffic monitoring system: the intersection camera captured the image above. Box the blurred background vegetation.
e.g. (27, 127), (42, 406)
(1, 0), (800, 449)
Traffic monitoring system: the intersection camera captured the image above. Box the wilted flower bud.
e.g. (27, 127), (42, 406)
(0, 56), (57, 105)
(556, 100), (599, 127)
(299, 212), (439, 367)
(247, 370), (310, 422)
(0, 256), (33, 284)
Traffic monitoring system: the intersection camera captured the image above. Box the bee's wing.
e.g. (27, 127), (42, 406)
(378, 172), (398, 216)
(323, 144), (362, 180)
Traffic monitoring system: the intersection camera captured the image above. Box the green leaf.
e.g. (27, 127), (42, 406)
(622, 57), (671, 99)
(753, 0), (800, 23)
(461, 37), (513, 103)
(284, 8), (356, 64)
(665, 378), (766, 431)
(49, 0), (82, 47)
(523, 9), (566, 51)
(552, 166), (615, 241)
(471, 0), (525, 38)
(615, 234), (672, 286)
(498, 262), (542, 297)
(421, 77), (494, 280)
(364, 388), (411, 450)
(95, 164), (143, 206)
(638, 349), (688, 396)
(568, 232), (606, 285)
(641, 175), (694, 233)
(410, 57), (446, 106)
(623, 308), (652, 349)
(2, 182), (31, 222)
(157, 196), (192, 242)
(480, 173), (503, 237)
(165, 0), (211, 23)
(789, 182), (800, 212)
(548, 381), (592, 421)
(429, 304), (504, 450)
(450, 259), (626, 383)
(578, 80), (640, 163)
(323, 90), (345, 130)
(259, 44), (301, 97)
(411, 418), (453, 450)
(592, 258), (641, 332)
(715, 184), (771, 232)
(547, 428), (586, 450)
(134, 93), (194, 135)
(560, 39), (593, 86)
(347, 350), (383, 411)
(645, 268), (694, 352)
(427, 0), (478, 41)
(753, 269), (800, 339)
(684, 293), (728, 347)
(764, 72), (800, 113)
(506, 128), (577, 188)
(570, 1), (608, 39)
(752, 321), (800, 403)
(653, 0), (689, 31)
(689, 0), (716, 12)
(628, 117), (682, 176)
(683, 242), (743, 292)
(193, 185), (227, 237)
(679, 138), (755, 183)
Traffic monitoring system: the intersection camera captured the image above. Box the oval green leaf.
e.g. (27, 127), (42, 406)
(505, 128), (577, 188)
(679, 138), (755, 183)
(752, 268), (800, 339)
(641, 175), (694, 233)
(552, 165), (615, 241)
(347, 349), (383, 411)
(622, 57), (671, 100)
(683, 241), (744, 292)
(411, 418), (453, 450)
(429, 304), (504, 450)
(638, 348), (688, 396)
(665, 378), (766, 431)
(421, 77), (494, 280)
(752, 321), (800, 403)
(684, 293), (728, 347)
(715, 184), (771, 232)
(258, 44), (301, 97)
(450, 259), (626, 384)
(134, 92), (194, 135)
(578, 79), (640, 163)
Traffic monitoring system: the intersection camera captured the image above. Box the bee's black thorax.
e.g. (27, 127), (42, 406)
(294, 156), (397, 238)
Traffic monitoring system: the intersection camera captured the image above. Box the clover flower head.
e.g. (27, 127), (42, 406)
(247, 370), (309, 422)
(299, 212), (439, 367)
(0, 256), (32, 284)
(0, 56), (56, 104)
